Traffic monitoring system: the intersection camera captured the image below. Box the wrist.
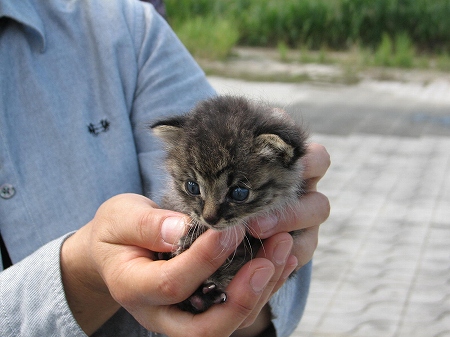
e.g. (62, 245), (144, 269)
(61, 225), (120, 335)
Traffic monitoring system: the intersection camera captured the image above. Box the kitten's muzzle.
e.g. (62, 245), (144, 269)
(202, 214), (221, 227)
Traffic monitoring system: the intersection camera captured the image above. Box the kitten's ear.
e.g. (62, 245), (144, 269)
(150, 116), (185, 144)
(255, 134), (296, 166)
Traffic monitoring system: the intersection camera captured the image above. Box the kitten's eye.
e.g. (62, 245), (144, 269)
(229, 186), (249, 202)
(185, 181), (201, 196)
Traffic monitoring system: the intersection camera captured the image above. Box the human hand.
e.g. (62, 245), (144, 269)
(250, 142), (330, 263)
(235, 143), (330, 333)
(61, 194), (289, 337)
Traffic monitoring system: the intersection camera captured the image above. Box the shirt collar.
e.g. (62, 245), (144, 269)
(0, 0), (46, 52)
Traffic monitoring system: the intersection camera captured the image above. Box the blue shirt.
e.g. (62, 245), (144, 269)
(0, 0), (310, 336)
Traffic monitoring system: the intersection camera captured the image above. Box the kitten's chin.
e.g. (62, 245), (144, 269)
(208, 220), (244, 232)
(195, 217), (244, 232)
(204, 223), (236, 231)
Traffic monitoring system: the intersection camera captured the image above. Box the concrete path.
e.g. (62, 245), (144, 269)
(209, 76), (450, 337)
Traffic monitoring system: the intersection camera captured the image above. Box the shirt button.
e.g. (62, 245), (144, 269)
(0, 184), (16, 199)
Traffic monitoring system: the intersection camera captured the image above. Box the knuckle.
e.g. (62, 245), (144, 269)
(310, 231), (319, 252)
(136, 212), (152, 242)
(157, 269), (187, 302)
(319, 193), (331, 223)
(231, 301), (254, 321)
(314, 143), (331, 170)
(307, 191), (331, 225)
(294, 234), (316, 265)
(302, 143), (331, 181)
(315, 142), (330, 159)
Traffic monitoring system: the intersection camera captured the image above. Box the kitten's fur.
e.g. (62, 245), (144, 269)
(151, 95), (308, 313)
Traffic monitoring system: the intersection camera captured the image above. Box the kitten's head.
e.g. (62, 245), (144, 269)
(151, 95), (308, 230)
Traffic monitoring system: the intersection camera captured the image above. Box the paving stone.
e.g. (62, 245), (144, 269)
(210, 77), (450, 337)
(291, 134), (450, 337)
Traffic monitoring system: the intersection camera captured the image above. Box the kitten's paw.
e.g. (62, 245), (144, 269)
(177, 282), (227, 314)
(202, 282), (227, 303)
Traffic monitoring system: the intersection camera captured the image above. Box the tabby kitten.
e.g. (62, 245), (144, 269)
(151, 95), (308, 313)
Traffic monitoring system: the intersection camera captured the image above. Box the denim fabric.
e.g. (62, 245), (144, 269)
(0, 0), (311, 335)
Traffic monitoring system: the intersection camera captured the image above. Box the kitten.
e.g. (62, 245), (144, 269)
(151, 95), (308, 313)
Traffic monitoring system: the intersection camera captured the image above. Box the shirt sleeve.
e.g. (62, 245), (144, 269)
(270, 261), (312, 337)
(127, 2), (217, 203)
(0, 234), (87, 337)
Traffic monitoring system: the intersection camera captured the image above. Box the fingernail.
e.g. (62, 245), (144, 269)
(273, 240), (292, 266)
(255, 213), (278, 234)
(161, 217), (186, 244)
(250, 267), (274, 293)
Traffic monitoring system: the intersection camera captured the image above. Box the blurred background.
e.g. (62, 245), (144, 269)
(160, 1), (450, 336)
(165, 0), (450, 71)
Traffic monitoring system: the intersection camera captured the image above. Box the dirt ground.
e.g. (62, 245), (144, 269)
(199, 47), (450, 88)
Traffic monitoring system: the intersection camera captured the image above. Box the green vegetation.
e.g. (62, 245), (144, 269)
(174, 16), (239, 60)
(371, 32), (416, 68)
(165, 0), (450, 70)
(277, 41), (289, 62)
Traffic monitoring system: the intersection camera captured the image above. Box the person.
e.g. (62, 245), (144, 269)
(0, 0), (330, 336)
(141, 0), (166, 20)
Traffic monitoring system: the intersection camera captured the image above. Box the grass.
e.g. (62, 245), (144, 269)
(277, 41), (289, 62)
(278, 31), (450, 73)
(166, 0), (450, 53)
(172, 16), (239, 60)
(436, 53), (450, 72)
(166, 0), (450, 83)
(199, 44), (450, 85)
(373, 33), (415, 68)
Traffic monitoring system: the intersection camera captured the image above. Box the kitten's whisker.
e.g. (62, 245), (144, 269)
(246, 218), (266, 257)
(237, 225), (249, 266)
(243, 230), (254, 264)
(221, 230), (236, 271)
(212, 227), (233, 262)
(232, 226), (240, 260)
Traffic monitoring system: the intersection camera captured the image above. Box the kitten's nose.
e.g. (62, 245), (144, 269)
(203, 214), (220, 226)
(202, 201), (221, 226)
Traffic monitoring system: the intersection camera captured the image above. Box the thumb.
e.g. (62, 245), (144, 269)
(93, 193), (187, 252)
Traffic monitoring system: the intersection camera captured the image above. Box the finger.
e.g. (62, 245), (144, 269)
(238, 232), (294, 328)
(203, 258), (275, 336)
(237, 227), (319, 330)
(263, 216), (320, 298)
(248, 191), (330, 238)
(289, 191), (330, 230)
(239, 226), (317, 330)
(94, 193), (188, 252)
(292, 224), (319, 268)
(253, 223), (318, 299)
(156, 227), (246, 303)
(107, 227), (245, 307)
(267, 224), (319, 298)
(302, 143), (331, 191)
(146, 258), (275, 337)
